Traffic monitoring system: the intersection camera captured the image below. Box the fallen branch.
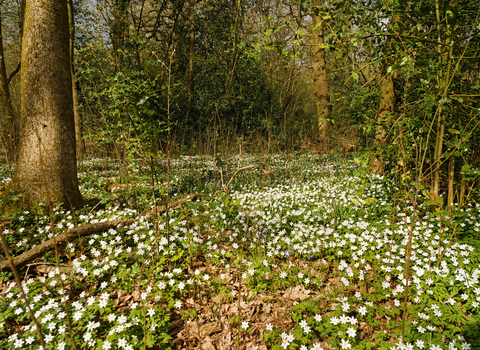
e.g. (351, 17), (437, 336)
(0, 193), (208, 272)
(225, 165), (255, 195)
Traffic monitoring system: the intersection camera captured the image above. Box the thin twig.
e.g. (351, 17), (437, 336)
(225, 165), (255, 195)
(0, 233), (46, 349)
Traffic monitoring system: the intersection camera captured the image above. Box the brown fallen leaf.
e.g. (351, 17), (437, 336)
(284, 285), (311, 301)
(199, 321), (223, 338)
(200, 340), (216, 350)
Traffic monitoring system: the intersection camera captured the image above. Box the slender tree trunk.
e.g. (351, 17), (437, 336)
(110, 0), (130, 69)
(226, 0), (242, 96)
(0, 10), (16, 162)
(188, 0), (195, 96)
(67, 0), (85, 158)
(312, 12), (332, 142)
(431, 0), (458, 204)
(375, 69), (394, 146)
(447, 154), (455, 206)
(13, 0), (83, 209)
(370, 67), (395, 173)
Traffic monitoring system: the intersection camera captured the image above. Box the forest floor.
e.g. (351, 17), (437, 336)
(0, 153), (479, 350)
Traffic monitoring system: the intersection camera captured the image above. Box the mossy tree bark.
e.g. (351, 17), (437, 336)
(0, 9), (16, 162)
(110, 0), (130, 69)
(312, 12), (332, 142)
(12, 0), (84, 209)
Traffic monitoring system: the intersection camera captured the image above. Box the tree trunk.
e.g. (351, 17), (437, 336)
(225, 0), (242, 97)
(188, 0), (195, 96)
(431, 0), (458, 204)
(0, 10), (16, 162)
(375, 69), (394, 145)
(67, 0), (85, 158)
(312, 13), (332, 142)
(110, 0), (130, 69)
(13, 0), (83, 209)
(447, 154), (455, 206)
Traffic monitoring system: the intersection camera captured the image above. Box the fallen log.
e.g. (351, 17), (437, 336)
(0, 193), (208, 272)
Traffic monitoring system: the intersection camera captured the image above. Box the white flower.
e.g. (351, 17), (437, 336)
(266, 323), (273, 331)
(241, 321), (249, 329)
(174, 300), (182, 308)
(358, 306), (367, 316)
(346, 327), (356, 337)
(314, 314), (322, 322)
(13, 338), (24, 348)
(415, 339), (425, 349)
(103, 340), (112, 349)
(118, 338), (127, 348)
(340, 338), (351, 349)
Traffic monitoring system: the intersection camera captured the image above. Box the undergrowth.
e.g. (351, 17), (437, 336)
(0, 153), (479, 350)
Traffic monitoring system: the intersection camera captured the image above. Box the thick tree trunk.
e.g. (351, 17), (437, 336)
(67, 0), (85, 158)
(0, 11), (16, 162)
(312, 13), (332, 141)
(13, 0), (83, 209)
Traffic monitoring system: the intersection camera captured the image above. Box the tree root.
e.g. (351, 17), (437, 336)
(0, 193), (208, 272)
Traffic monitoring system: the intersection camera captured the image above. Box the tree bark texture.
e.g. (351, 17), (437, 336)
(374, 69), (394, 145)
(312, 13), (332, 141)
(0, 10), (16, 162)
(13, 0), (83, 209)
(67, 0), (85, 157)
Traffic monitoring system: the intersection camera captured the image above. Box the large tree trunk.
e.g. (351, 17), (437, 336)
(67, 0), (85, 158)
(312, 13), (332, 142)
(12, 0), (83, 209)
(0, 10), (16, 162)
